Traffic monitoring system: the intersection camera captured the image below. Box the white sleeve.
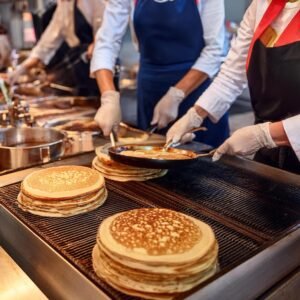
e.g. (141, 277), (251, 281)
(196, 0), (257, 123)
(90, 0), (131, 75)
(29, 7), (64, 65)
(91, 0), (106, 35)
(192, 0), (225, 78)
(283, 115), (300, 161)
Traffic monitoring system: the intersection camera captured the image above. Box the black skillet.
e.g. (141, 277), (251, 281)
(108, 144), (214, 169)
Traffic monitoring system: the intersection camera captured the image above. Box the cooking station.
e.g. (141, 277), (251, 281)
(1, 152), (300, 300)
(0, 96), (299, 300)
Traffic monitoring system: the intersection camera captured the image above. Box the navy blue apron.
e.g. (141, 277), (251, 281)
(133, 0), (229, 147)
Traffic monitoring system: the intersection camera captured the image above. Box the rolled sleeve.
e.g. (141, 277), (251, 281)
(283, 115), (300, 161)
(91, 0), (131, 76)
(29, 7), (64, 65)
(192, 0), (225, 78)
(195, 0), (257, 122)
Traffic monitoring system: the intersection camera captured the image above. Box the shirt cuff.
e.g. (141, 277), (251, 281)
(90, 53), (115, 77)
(195, 92), (231, 123)
(29, 49), (52, 65)
(192, 57), (221, 79)
(282, 116), (300, 161)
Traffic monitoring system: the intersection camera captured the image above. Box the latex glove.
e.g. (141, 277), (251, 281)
(8, 64), (27, 85)
(166, 107), (204, 144)
(151, 86), (185, 129)
(212, 122), (277, 162)
(94, 91), (121, 136)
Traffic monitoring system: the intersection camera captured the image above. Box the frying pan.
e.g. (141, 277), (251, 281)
(108, 144), (214, 169)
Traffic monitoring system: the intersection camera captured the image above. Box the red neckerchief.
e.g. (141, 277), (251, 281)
(246, 0), (288, 70)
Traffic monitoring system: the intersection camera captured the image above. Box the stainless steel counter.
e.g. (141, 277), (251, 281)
(0, 247), (47, 300)
(0, 152), (299, 300)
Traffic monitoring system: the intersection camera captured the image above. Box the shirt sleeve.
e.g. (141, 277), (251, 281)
(29, 6), (64, 65)
(90, 0), (131, 75)
(192, 0), (225, 78)
(91, 0), (106, 35)
(195, 0), (257, 123)
(283, 115), (300, 161)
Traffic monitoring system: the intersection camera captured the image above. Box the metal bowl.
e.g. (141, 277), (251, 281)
(0, 127), (65, 170)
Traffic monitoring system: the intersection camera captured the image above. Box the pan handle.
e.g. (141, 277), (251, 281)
(40, 146), (51, 163)
(195, 149), (216, 158)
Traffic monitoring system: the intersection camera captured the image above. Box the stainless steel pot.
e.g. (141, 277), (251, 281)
(0, 128), (65, 170)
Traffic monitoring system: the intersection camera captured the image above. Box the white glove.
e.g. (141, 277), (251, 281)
(212, 122), (277, 161)
(94, 91), (121, 136)
(151, 86), (185, 129)
(166, 107), (204, 144)
(8, 64), (27, 85)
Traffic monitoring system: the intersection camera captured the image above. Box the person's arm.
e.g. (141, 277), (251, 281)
(195, 0), (258, 122)
(29, 6), (64, 65)
(166, 0), (258, 143)
(151, 0), (226, 128)
(95, 69), (116, 93)
(91, 0), (131, 78)
(173, 0), (227, 95)
(212, 117), (300, 162)
(91, 0), (131, 136)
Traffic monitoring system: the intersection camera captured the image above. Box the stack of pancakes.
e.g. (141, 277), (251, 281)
(93, 208), (218, 299)
(18, 165), (107, 217)
(92, 145), (167, 182)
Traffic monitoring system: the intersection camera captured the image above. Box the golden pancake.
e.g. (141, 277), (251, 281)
(93, 246), (217, 294)
(93, 146), (167, 182)
(100, 209), (216, 264)
(120, 149), (195, 160)
(18, 188), (106, 209)
(18, 190), (107, 217)
(22, 165), (105, 200)
(92, 208), (218, 299)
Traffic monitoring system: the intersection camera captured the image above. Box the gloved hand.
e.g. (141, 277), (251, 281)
(212, 122), (277, 161)
(94, 90), (121, 136)
(151, 86), (185, 129)
(166, 107), (204, 144)
(8, 64), (27, 85)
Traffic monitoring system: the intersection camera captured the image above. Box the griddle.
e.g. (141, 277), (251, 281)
(0, 155), (299, 299)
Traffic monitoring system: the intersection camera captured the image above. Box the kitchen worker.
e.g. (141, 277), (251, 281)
(8, 0), (106, 96)
(167, 0), (300, 173)
(91, 0), (229, 147)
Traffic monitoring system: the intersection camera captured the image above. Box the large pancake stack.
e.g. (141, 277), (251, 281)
(93, 208), (218, 299)
(18, 165), (107, 217)
(92, 145), (167, 182)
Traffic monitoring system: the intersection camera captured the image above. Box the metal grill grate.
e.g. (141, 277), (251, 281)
(0, 183), (261, 300)
(146, 159), (300, 238)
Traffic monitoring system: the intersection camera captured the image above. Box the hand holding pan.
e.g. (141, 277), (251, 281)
(163, 126), (208, 151)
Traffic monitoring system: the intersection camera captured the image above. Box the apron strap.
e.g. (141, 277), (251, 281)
(246, 0), (286, 70)
(275, 10), (300, 46)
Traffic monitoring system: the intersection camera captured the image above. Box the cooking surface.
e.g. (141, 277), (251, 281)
(0, 158), (299, 299)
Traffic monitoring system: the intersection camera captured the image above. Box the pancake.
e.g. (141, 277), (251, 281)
(18, 188), (106, 209)
(17, 189), (107, 217)
(22, 165), (105, 200)
(92, 208), (218, 299)
(100, 208), (216, 264)
(121, 149), (195, 160)
(93, 145), (167, 182)
(18, 165), (107, 217)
